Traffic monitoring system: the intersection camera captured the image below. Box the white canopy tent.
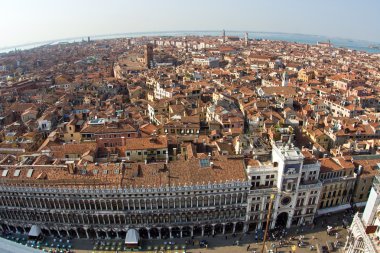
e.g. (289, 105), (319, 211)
(28, 225), (42, 239)
(316, 203), (351, 216)
(0, 237), (42, 253)
(125, 229), (140, 246)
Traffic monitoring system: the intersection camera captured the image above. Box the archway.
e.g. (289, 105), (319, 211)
(59, 230), (68, 238)
(355, 237), (365, 251)
(161, 227), (170, 239)
(9, 225), (16, 233)
(171, 227), (180, 238)
(204, 225), (212, 236)
(50, 229), (59, 237)
(182, 226), (191, 237)
(139, 228), (149, 239)
(193, 226), (202, 237)
(68, 229), (77, 239)
(16, 226), (24, 234)
(248, 223), (257, 232)
(149, 228), (159, 239)
(1, 224), (7, 231)
(275, 212), (288, 228)
(77, 228), (87, 238)
(235, 222), (244, 233)
(41, 228), (50, 236)
(98, 230), (106, 239)
(215, 224), (223, 235)
(225, 223), (233, 234)
(87, 228), (97, 239)
(108, 230), (117, 239)
(118, 231), (126, 240)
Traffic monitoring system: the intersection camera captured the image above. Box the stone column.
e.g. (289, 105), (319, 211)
(75, 229), (80, 238)
(180, 229), (183, 238)
(158, 228), (162, 239)
(169, 227), (173, 239)
(344, 235), (350, 250)
(85, 229), (89, 239)
(211, 225), (215, 236)
(222, 224), (226, 234)
(286, 213), (292, 229)
(243, 223), (248, 233)
(190, 227), (194, 237)
(147, 229), (151, 239)
(95, 230), (99, 239)
(201, 226), (205, 237)
(232, 223), (236, 233)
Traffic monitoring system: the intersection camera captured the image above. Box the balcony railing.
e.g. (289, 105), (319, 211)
(298, 180), (322, 190)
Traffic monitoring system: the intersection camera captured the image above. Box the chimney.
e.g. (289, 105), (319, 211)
(67, 162), (76, 174)
(137, 165), (143, 177)
(357, 165), (363, 176)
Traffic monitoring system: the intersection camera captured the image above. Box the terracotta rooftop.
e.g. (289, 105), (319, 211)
(0, 155), (247, 188)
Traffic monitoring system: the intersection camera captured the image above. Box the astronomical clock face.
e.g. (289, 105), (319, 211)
(281, 196), (291, 206)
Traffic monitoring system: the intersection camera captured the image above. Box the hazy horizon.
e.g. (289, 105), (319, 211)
(2, 29), (380, 50)
(1, 0), (379, 49)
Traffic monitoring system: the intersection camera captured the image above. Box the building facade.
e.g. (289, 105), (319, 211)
(0, 143), (345, 240)
(0, 180), (249, 240)
(246, 143), (322, 230)
(344, 176), (380, 253)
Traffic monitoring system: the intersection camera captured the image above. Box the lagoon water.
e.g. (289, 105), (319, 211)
(1, 31), (380, 54)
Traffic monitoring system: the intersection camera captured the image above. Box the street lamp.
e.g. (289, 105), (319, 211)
(261, 194), (275, 253)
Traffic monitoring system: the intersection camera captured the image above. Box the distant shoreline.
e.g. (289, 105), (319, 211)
(1, 30), (380, 54)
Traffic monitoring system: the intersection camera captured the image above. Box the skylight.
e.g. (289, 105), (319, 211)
(26, 169), (34, 178)
(2, 170), (8, 177)
(199, 158), (210, 168)
(14, 169), (21, 177)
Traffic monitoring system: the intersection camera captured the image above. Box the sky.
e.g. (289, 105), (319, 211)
(1, 0), (379, 48)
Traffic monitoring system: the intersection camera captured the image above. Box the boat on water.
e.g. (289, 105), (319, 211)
(368, 44), (380, 49)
